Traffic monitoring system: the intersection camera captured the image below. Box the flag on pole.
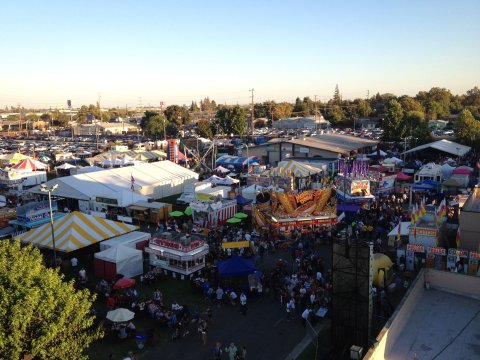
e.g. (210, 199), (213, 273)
(456, 228), (461, 248)
(131, 174), (135, 191)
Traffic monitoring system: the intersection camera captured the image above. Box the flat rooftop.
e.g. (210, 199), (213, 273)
(386, 288), (480, 360)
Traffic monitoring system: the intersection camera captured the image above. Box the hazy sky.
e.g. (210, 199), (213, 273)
(1, 0), (479, 109)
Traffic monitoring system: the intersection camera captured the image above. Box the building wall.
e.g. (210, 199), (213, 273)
(459, 211), (480, 251)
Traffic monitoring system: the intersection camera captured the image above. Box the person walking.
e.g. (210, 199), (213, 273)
(239, 292), (247, 315)
(212, 341), (223, 360)
(225, 342), (238, 360)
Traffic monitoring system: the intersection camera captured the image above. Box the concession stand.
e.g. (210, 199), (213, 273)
(145, 232), (209, 278)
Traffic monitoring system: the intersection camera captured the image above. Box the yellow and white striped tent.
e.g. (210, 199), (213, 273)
(269, 160), (322, 178)
(18, 211), (138, 253)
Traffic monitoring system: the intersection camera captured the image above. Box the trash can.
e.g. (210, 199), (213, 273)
(135, 334), (147, 349)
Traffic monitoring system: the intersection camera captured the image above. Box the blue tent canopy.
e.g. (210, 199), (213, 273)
(412, 179), (441, 191)
(218, 256), (255, 277)
(235, 194), (252, 205)
(216, 155), (260, 172)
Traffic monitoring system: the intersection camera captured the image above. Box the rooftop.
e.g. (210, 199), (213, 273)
(462, 187), (480, 213)
(365, 269), (480, 360)
(287, 133), (378, 154)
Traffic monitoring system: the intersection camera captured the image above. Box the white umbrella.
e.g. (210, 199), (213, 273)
(215, 165), (230, 173)
(106, 308), (135, 322)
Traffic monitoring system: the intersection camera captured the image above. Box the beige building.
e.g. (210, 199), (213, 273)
(459, 186), (480, 252)
(241, 133), (378, 166)
(365, 268), (480, 360)
(74, 122), (138, 136)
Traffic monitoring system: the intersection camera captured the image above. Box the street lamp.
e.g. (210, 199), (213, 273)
(40, 183), (59, 267)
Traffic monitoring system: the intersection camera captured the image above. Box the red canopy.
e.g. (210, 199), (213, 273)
(452, 168), (472, 175)
(113, 277), (136, 290)
(11, 158), (47, 171)
(396, 172), (412, 181)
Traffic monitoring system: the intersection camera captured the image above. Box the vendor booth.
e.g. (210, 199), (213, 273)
(190, 199), (237, 227)
(94, 245), (144, 281)
(145, 232), (209, 277)
(217, 255), (256, 292)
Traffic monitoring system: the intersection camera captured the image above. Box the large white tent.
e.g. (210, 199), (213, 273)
(403, 139), (471, 157)
(28, 161), (199, 204)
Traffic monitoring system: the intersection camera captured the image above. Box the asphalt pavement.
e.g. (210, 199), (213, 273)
(139, 245), (332, 360)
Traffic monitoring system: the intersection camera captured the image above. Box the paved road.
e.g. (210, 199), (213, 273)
(139, 245), (332, 360)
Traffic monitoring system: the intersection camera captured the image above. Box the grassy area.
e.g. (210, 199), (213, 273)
(85, 275), (207, 360)
(297, 326), (331, 360)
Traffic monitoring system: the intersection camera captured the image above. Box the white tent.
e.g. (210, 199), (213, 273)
(94, 245), (143, 280)
(403, 139), (471, 157)
(387, 222), (411, 237)
(368, 149), (387, 157)
(55, 163), (76, 170)
(383, 157), (403, 164)
(440, 163), (455, 180)
(215, 166), (230, 173)
(100, 231), (151, 251)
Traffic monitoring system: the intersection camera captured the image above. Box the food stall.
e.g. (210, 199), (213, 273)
(190, 199), (237, 227)
(144, 232), (209, 278)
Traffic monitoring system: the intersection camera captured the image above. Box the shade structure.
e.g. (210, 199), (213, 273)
(227, 217), (242, 224)
(215, 165), (230, 173)
(18, 211), (138, 253)
(218, 255), (255, 277)
(184, 207), (192, 216)
(55, 162), (76, 170)
(113, 277), (136, 290)
(395, 172), (412, 181)
(11, 157), (47, 170)
(169, 211), (184, 217)
(106, 308), (135, 322)
(234, 212), (248, 219)
(269, 160), (322, 178)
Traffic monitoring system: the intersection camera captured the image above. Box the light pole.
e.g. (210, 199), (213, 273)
(41, 183), (59, 267)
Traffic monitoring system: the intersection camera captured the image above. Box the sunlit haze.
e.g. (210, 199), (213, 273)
(1, 0), (479, 109)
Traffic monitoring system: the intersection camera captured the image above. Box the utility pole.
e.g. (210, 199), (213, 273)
(160, 101), (166, 141)
(249, 88), (254, 143)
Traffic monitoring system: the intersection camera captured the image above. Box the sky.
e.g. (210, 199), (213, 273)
(1, 0), (479, 109)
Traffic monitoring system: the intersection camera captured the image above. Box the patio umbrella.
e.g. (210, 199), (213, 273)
(169, 211), (184, 217)
(184, 207), (192, 216)
(113, 277), (136, 290)
(227, 217), (242, 224)
(106, 308), (135, 322)
(234, 212), (248, 219)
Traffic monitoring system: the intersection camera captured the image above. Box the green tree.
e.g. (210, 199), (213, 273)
(455, 109), (480, 147)
(333, 84), (341, 104)
(399, 96), (424, 112)
(215, 105), (247, 136)
(293, 97), (308, 116)
(382, 99), (406, 141)
(326, 104), (345, 124)
(353, 98), (372, 118)
(0, 240), (102, 359)
(143, 114), (167, 139)
(166, 122), (179, 137)
(189, 101), (199, 112)
(273, 102), (293, 120)
(164, 105), (191, 126)
(196, 118), (213, 139)
(140, 111), (159, 132)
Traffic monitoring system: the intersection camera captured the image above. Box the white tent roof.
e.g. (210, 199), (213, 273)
(95, 244), (142, 262)
(94, 245), (143, 278)
(55, 163), (76, 170)
(28, 161), (198, 202)
(403, 139), (471, 157)
(270, 160), (323, 177)
(383, 157), (403, 164)
(100, 231), (151, 251)
(388, 222), (411, 237)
